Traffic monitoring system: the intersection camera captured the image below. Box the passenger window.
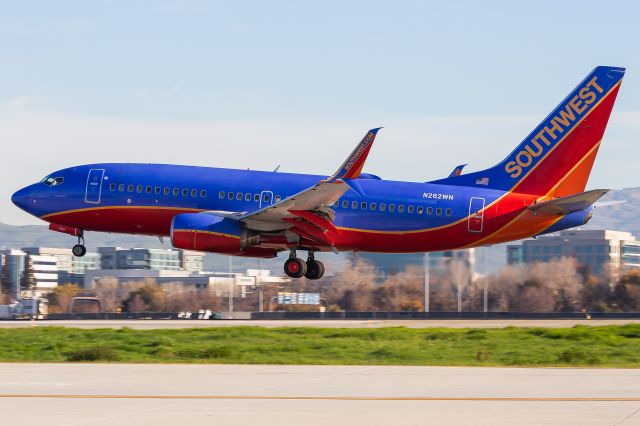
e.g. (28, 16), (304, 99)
(118, 184), (125, 192)
(427, 207), (433, 215)
(136, 185), (143, 193)
(164, 187), (170, 195)
(263, 194), (271, 202)
(370, 202), (377, 211)
(398, 205), (405, 213)
(275, 195), (282, 202)
(342, 200), (349, 208)
(408, 205), (414, 214)
(145, 186), (152, 194)
(379, 203), (386, 212)
(173, 188), (179, 196)
(254, 194), (260, 202)
(245, 193), (251, 201)
(200, 190), (207, 198)
(109, 183), (116, 191)
(236, 192), (243, 200)
(361, 201), (367, 210)
(445, 208), (452, 216)
(228, 192), (234, 200)
(351, 201), (358, 209)
(219, 191), (225, 199)
(417, 206), (424, 214)
(155, 187), (161, 195)
(436, 208), (443, 216)
(182, 189), (188, 197)
(191, 189), (198, 197)
(389, 204), (396, 212)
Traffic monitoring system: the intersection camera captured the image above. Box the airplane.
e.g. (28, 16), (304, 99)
(12, 66), (625, 280)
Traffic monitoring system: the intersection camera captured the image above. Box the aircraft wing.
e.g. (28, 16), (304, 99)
(238, 128), (382, 244)
(528, 189), (609, 216)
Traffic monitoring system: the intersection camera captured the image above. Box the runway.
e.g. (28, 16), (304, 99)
(1, 364), (639, 425)
(1, 318), (640, 329)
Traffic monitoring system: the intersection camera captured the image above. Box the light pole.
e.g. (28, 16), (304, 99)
(258, 259), (264, 313)
(228, 256), (233, 313)
(483, 246), (488, 314)
(424, 253), (430, 313)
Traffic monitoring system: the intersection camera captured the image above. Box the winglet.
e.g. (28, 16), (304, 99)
(448, 164), (467, 178)
(329, 128), (382, 181)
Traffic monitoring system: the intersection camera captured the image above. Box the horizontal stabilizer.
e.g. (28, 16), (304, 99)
(528, 189), (609, 216)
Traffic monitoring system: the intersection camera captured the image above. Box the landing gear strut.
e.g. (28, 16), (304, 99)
(72, 232), (87, 257)
(283, 250), (325, 280)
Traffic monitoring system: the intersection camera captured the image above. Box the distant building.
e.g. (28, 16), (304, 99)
(84, 268), (288, 298)
(1, 249), (27, 297)
(22, 247), (99, 286)
(22, 247), (99, 274)
(507, 229), (638, 276)
(355, 249), (475, 280)
(28, 254), (58, 290)
(97, 247), (203, 272)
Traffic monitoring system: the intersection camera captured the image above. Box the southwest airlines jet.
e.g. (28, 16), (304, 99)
(12, 66), (625, 279)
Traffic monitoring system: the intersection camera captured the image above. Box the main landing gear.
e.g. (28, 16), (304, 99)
(284, 250), (325, 280)
(72, 232), (87, 257)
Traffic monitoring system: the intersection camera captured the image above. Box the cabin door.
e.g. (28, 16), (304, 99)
(260, 190), (274, 209)
(468, 196), (485, 233)
(85, 168), (105, 204)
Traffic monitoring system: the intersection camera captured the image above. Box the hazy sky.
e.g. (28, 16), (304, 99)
(2, 0), (640, 225)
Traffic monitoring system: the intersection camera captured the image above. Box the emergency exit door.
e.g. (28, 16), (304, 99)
(468, 197), (485, 233)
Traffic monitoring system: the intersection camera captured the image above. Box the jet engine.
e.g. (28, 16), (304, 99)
(170, 213), (276, 257)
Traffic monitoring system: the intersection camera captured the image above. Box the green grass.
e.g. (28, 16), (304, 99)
(1, 325), (640, 367)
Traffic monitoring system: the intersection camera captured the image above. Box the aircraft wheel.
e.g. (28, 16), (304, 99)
(284, 258), (307, 278)
(305, 260), (325, 280)
(72, 244), (87, 257)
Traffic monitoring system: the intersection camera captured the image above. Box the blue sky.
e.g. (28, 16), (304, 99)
(2, 0), (640, 224)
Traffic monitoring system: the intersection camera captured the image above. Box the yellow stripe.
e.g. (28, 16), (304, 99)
(0, 394), (638, 402)
(42, 205), (204, 220)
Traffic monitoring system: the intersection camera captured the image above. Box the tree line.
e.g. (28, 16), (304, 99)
(37, 257), (640, 313)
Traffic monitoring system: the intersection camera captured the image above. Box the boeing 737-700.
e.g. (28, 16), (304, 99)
(12, 66), (625, 279)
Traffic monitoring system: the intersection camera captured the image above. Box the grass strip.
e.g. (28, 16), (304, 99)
(1, 325), (640, 367)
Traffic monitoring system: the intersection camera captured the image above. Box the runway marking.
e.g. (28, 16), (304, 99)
(1, 394), (639, 402)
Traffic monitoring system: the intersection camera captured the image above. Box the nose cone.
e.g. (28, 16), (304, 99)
(11, 186), (32, 211)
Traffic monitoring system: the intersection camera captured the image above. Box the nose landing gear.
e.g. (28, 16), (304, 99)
(72, 232), (87, 257)
(283, 250), (325, 280)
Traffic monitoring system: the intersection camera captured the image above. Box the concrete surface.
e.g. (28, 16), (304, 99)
(1, 318), (640, 329)
(0, 364), (639, 425)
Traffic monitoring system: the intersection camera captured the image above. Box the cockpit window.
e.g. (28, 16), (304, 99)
(41, 176), (64, 186)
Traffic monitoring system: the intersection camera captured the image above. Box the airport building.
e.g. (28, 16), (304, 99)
(507, 229), (639, 276)
(84, 268), (288, 298)
(97, 247), (204, 272)
(1, 249), (59, 296)
(355, 249), (475, 280)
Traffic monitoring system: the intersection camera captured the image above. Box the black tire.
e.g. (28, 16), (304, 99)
(72, 244), (87, 257)
(284, 258), (307, 278)
(305, 260), (325, 280)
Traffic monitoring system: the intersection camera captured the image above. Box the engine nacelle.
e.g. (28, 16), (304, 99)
(171, 213), (268, 255)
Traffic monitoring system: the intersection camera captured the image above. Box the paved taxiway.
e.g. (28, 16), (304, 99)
(1, 318), (640, 329)
(0, 364), (639, 425)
